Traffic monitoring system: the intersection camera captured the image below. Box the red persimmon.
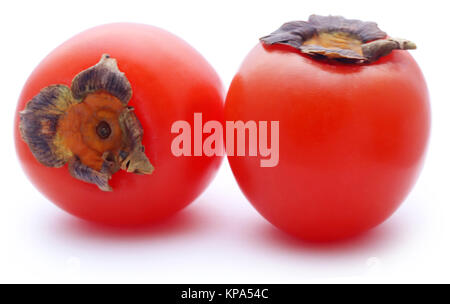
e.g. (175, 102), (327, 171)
(225, 15), (430, 241)
(15, 23), (224, 225)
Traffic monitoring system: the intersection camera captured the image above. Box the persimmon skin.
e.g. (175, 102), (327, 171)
(225, 43), (430, 241)
(15, 23), (224, 225)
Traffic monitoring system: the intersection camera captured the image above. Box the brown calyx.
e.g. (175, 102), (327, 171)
(57, 92), (124, 172)
(19, 55), (154, 191)
(260, 15), (416, 63)
(302, 32), (363, 57)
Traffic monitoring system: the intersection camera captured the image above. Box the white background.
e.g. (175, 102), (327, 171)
(0, 0), (449, 283)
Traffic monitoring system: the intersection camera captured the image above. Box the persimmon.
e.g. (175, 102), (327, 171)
(15, 23), (224, 225)
(225, 15), (430, 240)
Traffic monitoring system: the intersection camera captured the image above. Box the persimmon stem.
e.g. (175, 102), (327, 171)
(362, 38), (417, 63)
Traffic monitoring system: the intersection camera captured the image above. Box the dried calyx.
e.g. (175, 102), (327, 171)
(19, 54), (154, 191)
(260, 15), (416, 63)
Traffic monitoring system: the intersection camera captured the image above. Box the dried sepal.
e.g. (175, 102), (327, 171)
(260, 15), (415, 63)
(68, 157), (112, 192)
(118, 107), (154, 174)
(307, 15), (387, 43)
(71, 54), (132, 105)
(19, 85), (75, 167)
(260, 21), (315, 48)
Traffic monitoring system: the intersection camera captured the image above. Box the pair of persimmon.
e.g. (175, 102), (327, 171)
(15, 15), (430, 241)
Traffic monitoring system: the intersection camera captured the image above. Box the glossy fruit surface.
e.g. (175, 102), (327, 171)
(225, 42), (430, 241)
(15, 23), (224, 225)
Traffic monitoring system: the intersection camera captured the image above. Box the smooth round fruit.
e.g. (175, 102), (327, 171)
(225, 16), (430, 241)
(15, 23), (224, 225)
